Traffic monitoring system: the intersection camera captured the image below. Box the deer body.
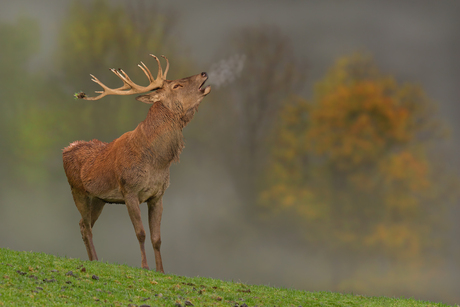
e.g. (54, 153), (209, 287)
(63, 55), (211, 272)
(65, 103), (183, 204)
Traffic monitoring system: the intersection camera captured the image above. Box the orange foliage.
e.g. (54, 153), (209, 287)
(308, 79), (413, 170)
(260, 53), (448, 263)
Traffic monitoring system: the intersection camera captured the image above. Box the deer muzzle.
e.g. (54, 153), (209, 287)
(199, 72), (211, 95)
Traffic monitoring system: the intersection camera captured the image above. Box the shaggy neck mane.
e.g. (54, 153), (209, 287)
(135, 101), (185, 166)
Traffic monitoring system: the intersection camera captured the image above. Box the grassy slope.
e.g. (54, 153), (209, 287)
(0, 248), (453, 307)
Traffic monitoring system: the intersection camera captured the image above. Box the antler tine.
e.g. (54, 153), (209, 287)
(149, 54), (164, 80)
(81, 74), (109, 100)
(90, 74), (107, 89)
(115, 68), (131, 82)
(78, 53), (170, 100)
(138, 61), (154, 83)
(113, 68), (137, 87)
(161, 55), (169, 79)
(110, 69), (132, 90)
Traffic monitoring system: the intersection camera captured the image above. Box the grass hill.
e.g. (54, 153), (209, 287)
(0, 248), (453, 306)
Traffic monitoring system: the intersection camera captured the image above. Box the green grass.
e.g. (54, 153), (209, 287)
(0, 248), (453, 306)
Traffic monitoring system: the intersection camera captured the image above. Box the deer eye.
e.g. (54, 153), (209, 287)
(173, 84), (183, 89)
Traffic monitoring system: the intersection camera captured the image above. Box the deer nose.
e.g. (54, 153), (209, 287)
(201, 72), (207, 78)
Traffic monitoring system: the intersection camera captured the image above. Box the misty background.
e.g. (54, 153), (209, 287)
(1, 0), (460, 305)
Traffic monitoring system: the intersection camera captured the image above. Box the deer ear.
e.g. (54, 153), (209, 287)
(136, 94), (160, 104)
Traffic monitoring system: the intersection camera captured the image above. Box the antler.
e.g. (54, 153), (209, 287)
(78, 54), (170, 100)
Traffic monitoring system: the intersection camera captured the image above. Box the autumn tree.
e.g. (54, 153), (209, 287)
(0, 18), (67, 184)
(260, 53), (454, 290)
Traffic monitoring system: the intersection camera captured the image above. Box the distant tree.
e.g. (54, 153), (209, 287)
(56, 0), (191, 142)
(260, 53), (455, 289)
(0, 18), (66, 184)
(201, 25), (307, 207)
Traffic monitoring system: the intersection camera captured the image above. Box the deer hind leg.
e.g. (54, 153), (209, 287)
(72, 190), (98, 261)
(148, 197), (164, 273)
(125, 195), (149, 269)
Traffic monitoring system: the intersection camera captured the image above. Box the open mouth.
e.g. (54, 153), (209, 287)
(199, 79), (211, 95)
(199, 79), (207, 90)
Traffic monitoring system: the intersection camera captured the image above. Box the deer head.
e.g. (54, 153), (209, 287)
(77, 54), (211, 124)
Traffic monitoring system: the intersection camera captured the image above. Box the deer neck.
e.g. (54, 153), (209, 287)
(135, 101), (184, 165)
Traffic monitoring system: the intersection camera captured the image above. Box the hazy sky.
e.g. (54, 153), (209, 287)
(2, 0), (459, 130)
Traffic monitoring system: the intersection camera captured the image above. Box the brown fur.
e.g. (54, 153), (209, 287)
(63, 72), (211, 272)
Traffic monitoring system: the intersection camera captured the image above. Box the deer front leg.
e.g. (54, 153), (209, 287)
(147, 197), (164, 273)
(125, 195), (149, 269)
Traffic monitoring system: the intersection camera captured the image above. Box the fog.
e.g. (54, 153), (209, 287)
(1, 0), (460, 305)
(207, 54), (246, 88)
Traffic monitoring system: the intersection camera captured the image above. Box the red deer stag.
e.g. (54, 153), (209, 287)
(63, 54), (211, 272)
